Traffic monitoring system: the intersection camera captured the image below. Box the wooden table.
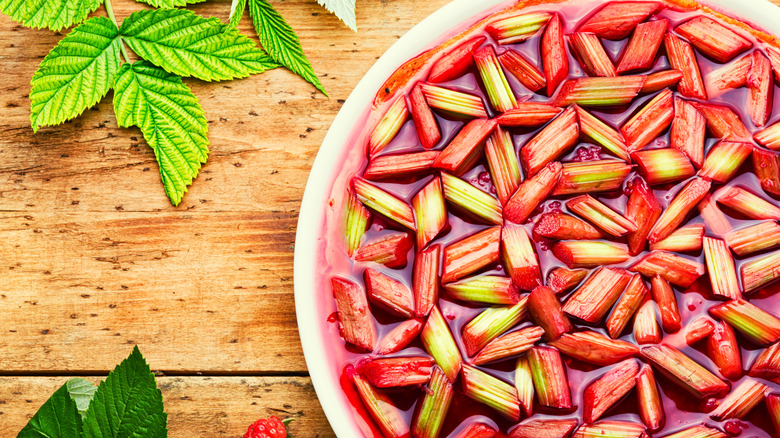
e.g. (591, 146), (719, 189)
(3, 0), (780, 436)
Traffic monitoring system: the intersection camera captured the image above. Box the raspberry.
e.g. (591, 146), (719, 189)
(243, 416), (289, 438)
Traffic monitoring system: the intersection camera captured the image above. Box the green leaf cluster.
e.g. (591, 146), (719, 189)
(18, 347), (167, 438)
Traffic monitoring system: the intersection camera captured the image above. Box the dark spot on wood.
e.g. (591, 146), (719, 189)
(40, 330), (49, 335)
(249, 110), (258, 116)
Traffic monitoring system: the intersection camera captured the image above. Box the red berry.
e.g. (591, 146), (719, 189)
(243, 416), (288, 438)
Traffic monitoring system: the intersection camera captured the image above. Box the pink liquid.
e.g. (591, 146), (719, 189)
(312, 0), (780, 436)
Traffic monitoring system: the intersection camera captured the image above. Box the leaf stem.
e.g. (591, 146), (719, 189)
(104, 0), (130, 63)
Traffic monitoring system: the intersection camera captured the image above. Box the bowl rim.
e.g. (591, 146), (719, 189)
(293, 0), (780, 436)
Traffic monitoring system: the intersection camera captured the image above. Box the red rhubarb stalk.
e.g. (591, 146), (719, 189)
(569, 32), (617, 77)
(346, 365), (410, 438)
(461, 365), (521, 420)
(521, 106), (579, 176)
(752, 148), (780, 196)
(632, 148), (695, 186)
(726, 221), (780, 256)
(650, 275), (682, 333)
(710, 379), (769, 420)
(332, 277), (376, 351)
(553, 240), (631, 269)
(409, 83), (441, 149)
(365, 151), (440, 181)
(547, 267), (588, 295)
(583, 359), (640, 423)
(671, 97), (706, 168)
(462, 297), (529, 357)
(675, 16), (752, 62)
(621, 88), (674, 152)
(606, 274), (648, 339)
(634, 300), (662, 345)
(413, 244), (441, 317)
(577, 1), (661, 39)
(636, 365), (664, 431)
(640, 344), (729, 398)
(428, 37), (486, 83)
(528, 346), (572, 410)
(504, 161), (562, 223)
(567, 194), (637, 237)
(485, 127), (522, 205)
(442, 226), (501, 283)
(355, 232), (413, 268)
(709, 298), (780, 346)
(550, 330), (639, 366)
(369, 95), (408, 156)
(498, 50), (547, 92)
(421, 306), (463, 381)
(552, 160), (633, 196)
(502, 222), (542, 291)
(486, 11), (552, 45)
(626, 177), (662, 255)
(648, 177), (711, 243)
(562, 267), (631, 323)
(533, 213), (604, 241)
(365, 268), (415, 318)
(707, 321), (742, 380)
(354, 177), (416, 231)
(413, 177), (447, 249)
(703, 236), (741, 300)
(528, 285), (572, 340)
(412, 366), (454, 438)
(472, 325), (545, 365)
(665, 33), (707, 100)
(542, 13), (569, 96)
(375, 319), (424, 355)
(443, 275), (520, 305)
(630, 251), (705, 287)
(575, 105), (630, 161)
(617, 18), (668, 73)
(649, 224), (704, 253)
(699, 141), (753, 183)
(359, 356), (433, 388)
(432, 118), (497, 177)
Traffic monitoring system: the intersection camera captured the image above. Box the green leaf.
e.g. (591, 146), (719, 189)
(249, 0), (326, 95)
(133, 0), (204, 8)
(18, 382), (83, 438)
(113, 61), (209, 206)
(119, 8), (279, 82)
(29, 16), (122, 132)
(228, 0), (247, 28)
(67, 378), (97, 417)
(0, 0), (102, 31)
(316, 0), (356, 31)
(82, 346), (167, 438)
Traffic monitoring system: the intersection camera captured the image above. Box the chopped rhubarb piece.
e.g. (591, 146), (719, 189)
(710, 379), (769, 420)
(345, 190), (371, 257)
(365, 268), (414, 318)
(462, 297), (528, 356)
(634, 301), (662, 344)
(354, 177), (416, 230)
(553, 160), (633, 196)
(629, 251), (705, 287)
(413, 366), (454, 438)
(649, 224), (705, 253)
(563, 267), (631, 323)
(442, 226), (501, 283)
(671, 97), (706, 168)
(554, 76), (646, 107)
(648, 177), (711, 243)
(769, 394), (780, 437)
(640, 344), (729, 398)
(420, 83), (488, 119)
(444, 275), (520, 305)
(365, 151), (440, 181)
(433, 118), (497, 176)
(633, 149), (694, 186)
(497, 105), (561, 129)
(726, 221), (780, 256)
(533, 213), (604, 240)
(421, 306), (463, 381)
(510, 418), (578, 438)
(461, 364), (521, 420)
(472, 325), (545, 365)
(521, 106), (579, 176)
(502, 223), (542, 290)
(705, 54), (751, 98)
(607, 274), (648, 338)
(528, 285), (572, 340)
(770, 46), (780, 80)
(626, 177), (662, 255)
(641, 69), (683, 93)
(542, 14), (569, 96)
(375, 319), (424, 355)
(755, 121), (780, 151)
(716, 186), (780, 220)
(698, 193), (732, 235)
(486, 11), (552, 45)
(570, 32), (617, 77)
(702, 237), (741, 300)
(413, 244), (441, 317)
(355, 232), (413, 268)
(660, 425), (727, 438)
(409, 84), (441, 149)
(699, 141), (753, 183)
(553, 240), (631, 269)
(475, 46), (517, 113)
(567, 194), (637, 237)
(707, 321), (742, 380)
(617, 18), (667, 73)
(359, 356), (434, 388)
(528, 346), (572, 410)
(742, 249), (780, 293)
(575, 106), (630, 161)
(498, 50), (547, 92)
(676, 16), (752, 62)
(450, 422), (498, 438)
(622, 89), (674, 152)
(369, 95), (408, 156)
(691, 102), (751, 141)
(665, 34), (707, 100)
(485, 127), (521, 205)
(550, 330), (639, 366)
(548, 267), (589, 294)
(413, 177), (447, 249)
(752, 148), (780, 196)
(636, 365), (664, 431)
(514, 356), (534, 417)
(685, 317), (715, 345)
(710, 299), (780, 345)
(332, 277), (376, 351)
(441, 172), (503, 225)
(577, 1), (661, 40)
(583, 359), (639, 423)
(650, 275), (682, 333)
(749, 342), (780, 380)
(504, 161), (562, 223)
(428, 37), (486, 83)
(346, 365), (410, 438)
(571, 421), (646, 438)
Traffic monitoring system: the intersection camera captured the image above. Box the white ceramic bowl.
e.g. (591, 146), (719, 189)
(294, 0), (780, 436)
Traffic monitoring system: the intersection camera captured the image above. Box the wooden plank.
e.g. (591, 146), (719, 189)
(0, 375), (335, 438)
